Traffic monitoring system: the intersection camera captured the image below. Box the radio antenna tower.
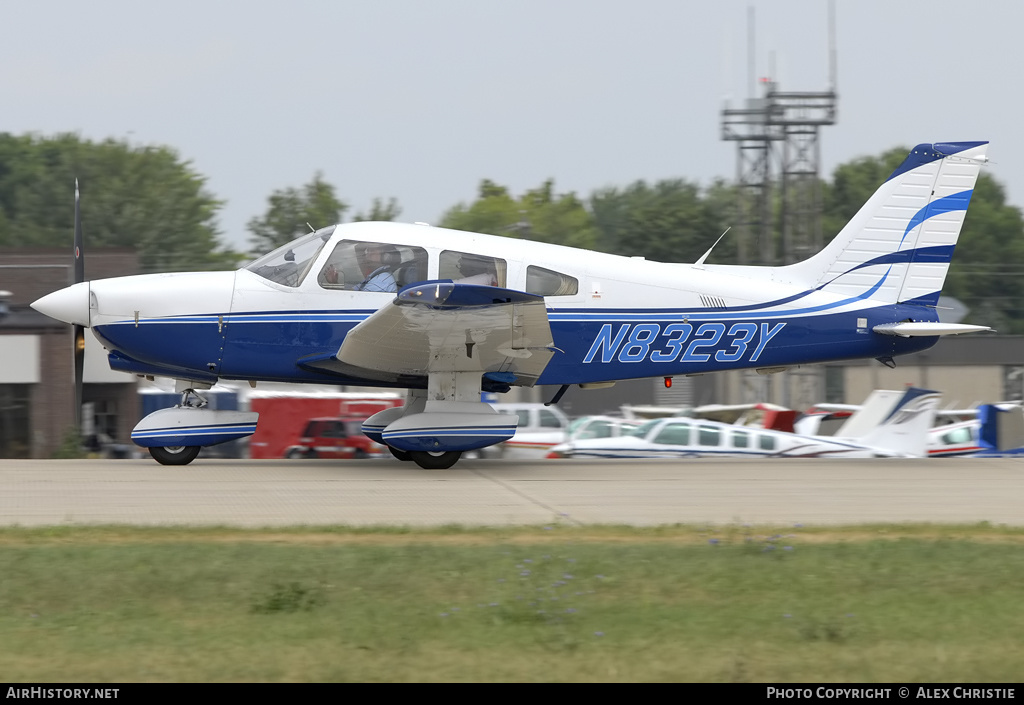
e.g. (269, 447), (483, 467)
(720, 2), (837, 265)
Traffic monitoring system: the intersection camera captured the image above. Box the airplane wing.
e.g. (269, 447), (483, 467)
(300, 281), (556, 388)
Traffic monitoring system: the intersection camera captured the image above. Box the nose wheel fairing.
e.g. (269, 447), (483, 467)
(131, 395), (259, 450)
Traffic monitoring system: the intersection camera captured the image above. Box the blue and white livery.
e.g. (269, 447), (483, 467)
(929, 403), (1024, 457)
(32, 141), (991, 468)
(548, 387), (942, 460)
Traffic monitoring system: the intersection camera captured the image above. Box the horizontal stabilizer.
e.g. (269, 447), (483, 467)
(873, 322), (991, 337)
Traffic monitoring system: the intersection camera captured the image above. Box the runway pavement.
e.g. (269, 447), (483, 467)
(1, 456), (1023, 527)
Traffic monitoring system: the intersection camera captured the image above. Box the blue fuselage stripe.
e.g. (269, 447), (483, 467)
(95, 299), (940, 387)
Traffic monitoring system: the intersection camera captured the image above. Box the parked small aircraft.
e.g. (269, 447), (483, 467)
(547, 387), (942, 459)
(33, 141), (991, 468)
(928, 403), (1024, 457)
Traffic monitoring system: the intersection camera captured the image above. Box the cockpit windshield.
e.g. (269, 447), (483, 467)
(246, 225), (337, 287)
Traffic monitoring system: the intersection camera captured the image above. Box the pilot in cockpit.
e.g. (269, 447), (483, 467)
(353, 243), (400, 292)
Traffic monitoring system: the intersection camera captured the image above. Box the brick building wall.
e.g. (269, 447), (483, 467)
(1, 248), (140, 457)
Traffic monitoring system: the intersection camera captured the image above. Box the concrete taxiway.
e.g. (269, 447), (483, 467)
(1, 457), (1022, 527)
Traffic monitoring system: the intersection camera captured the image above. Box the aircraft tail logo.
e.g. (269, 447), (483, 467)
(786, 141), (988, 307)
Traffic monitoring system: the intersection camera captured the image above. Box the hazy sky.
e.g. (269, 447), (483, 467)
(5, 0), (1022, 251)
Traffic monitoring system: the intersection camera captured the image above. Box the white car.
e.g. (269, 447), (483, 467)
(485, 403), (570, 458)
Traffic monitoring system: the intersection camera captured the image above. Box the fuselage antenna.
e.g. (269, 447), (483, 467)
(695, 227), (731, 266)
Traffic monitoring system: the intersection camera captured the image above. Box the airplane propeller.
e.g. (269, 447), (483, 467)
(73, 180), (85, 433)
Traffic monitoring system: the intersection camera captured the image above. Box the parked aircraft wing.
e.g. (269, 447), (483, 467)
(301, 282), (556, 387)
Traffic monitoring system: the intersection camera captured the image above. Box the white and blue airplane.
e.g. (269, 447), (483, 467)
(928, 402), (1024, 457)
(546, 387), (942, 460)
(32, 141), (991, 469)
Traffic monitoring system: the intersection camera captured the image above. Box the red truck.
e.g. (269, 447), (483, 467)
(247, 392), (402, 459)
(285, 416), (384, 459)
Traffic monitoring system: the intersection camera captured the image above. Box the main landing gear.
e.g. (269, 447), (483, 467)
(149, 445), (201, 466)
(388, 445), (463, 469)
(408, 450), (462, 470)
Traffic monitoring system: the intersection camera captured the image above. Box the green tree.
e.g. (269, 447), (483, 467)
(822, 146), (909, 238)
(440, 179), (597, 249)
(246, 172), (348, 254)
(352, 197), (402, 222)
(943, 174), (1024, 333)
(589, 179), (719, 262)
(0, 133), (238, 272)
(699, 178), (746, 264)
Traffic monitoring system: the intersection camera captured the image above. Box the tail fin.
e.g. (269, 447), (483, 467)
(835, 387), (941, 457)
(978, 403), (1024, 452)
(786, 141), (988, 306)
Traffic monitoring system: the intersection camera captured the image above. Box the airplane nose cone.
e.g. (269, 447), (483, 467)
(31, 282), (91, 327)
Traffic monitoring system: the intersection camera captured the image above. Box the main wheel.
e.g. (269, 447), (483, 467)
(388, 446), (413, 462)
(409, 450), (462, 469)
(149, 445), (201, 466)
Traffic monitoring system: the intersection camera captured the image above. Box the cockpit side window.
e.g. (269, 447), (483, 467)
(317, 240), (429, 292)
(526, 265), (578, 296)
(246, 226), (336, 287)
(439, 251), (506, 287)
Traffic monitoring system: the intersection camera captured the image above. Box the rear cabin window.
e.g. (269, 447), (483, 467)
(759, 434), (777, 451)
(526, 265), (578, 296)
(732, 429), (750, 448)
(439, 251), (506, 287)
(653, 422), (691, 445)
(698, 426), (721, 446)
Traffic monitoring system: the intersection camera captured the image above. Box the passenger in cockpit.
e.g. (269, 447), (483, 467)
(455, 255), (498, 287)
